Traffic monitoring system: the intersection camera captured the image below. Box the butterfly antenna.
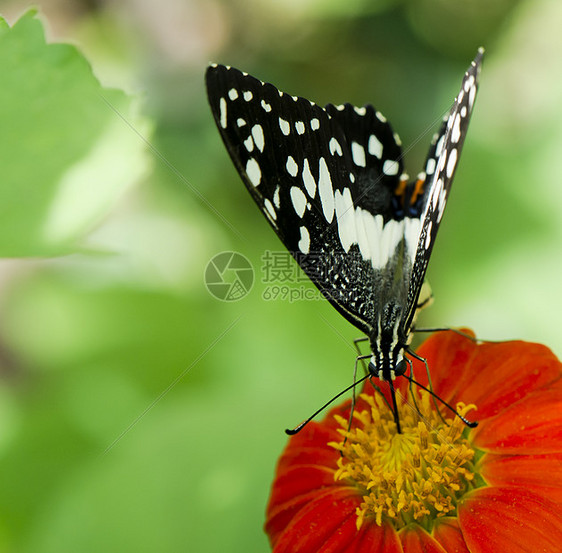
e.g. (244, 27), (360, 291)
(405, 374), (478, 428)
(285, 373), (371, 435)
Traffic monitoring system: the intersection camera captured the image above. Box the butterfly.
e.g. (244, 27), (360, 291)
(205, 50), (483, 432)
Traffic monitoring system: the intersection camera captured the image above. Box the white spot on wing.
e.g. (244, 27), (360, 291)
(404, 217), (422, 262)
(251, 124), (265, 152)
(354, 209), (369, 261)
(237, 118), (246, 127)
(286, 156), (299, 177)
(376, 111), (387, 123)
(243, 90), (253, 101)
(468, 84), (476, 108)
(383, 160), (399, 176)
(298, 226), (310, 254)
(426, 157), (436, 175)
(219, 98), (227, 128)
(351, 141), (366, 167)
(342, 208), (406, 270)
(432, 178), (444, 210)
(310, 118), (320, 131)
(228, 89), (238, 101)
(246, 158), (261, 186)
(295, 121), (305, 135)
(447, 113), (455, 129)
(329, 137), (343, 156)
(437, 149), (447, 173)
(273, 186), (280, 208)
(318, 157), (334, 223)
(435, 135), (445, 157)
(378, 218), (403, 270)
(244, 135), (254, 152)
(290, 186), (307, 217)
(354, 106), (367, 115)
(279, 118), (290, 135)
(368, 134), (383, 158)
(437, 191), (448, 222)
(425, 220), (433, 250)
(451, 113), (461, 144)
(261, 100), (272, 112)
(264, 199), (277, 221)
(446, 148), (458, 178)
(302, 159), (316, 198)
(335, 188), (356, 252)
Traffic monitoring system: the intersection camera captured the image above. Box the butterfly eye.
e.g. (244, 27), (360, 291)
(367, 358), (378, 377)
(395, 359), (408, 376)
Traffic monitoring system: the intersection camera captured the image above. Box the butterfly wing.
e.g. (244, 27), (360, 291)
(205, 65), (407, 335)
(403, 49), (483, 331)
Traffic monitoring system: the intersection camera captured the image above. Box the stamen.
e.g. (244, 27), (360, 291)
(328, 391), (478, 530)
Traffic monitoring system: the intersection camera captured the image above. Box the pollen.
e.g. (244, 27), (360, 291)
(329, 391), (477, 530)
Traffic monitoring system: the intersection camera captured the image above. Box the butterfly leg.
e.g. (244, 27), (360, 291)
(353, 337), (370, 375)
(403, 356), (423, 419)
(406, 348), (447, 425)
(346, 354), (372, 439)
(412, 327), (502, 344)
(412, 327), (476, 339)
(350, 338), (393, 435)
(353, 336), (369, 350)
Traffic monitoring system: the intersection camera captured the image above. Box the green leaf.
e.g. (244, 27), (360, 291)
(0, 10), (151, 256)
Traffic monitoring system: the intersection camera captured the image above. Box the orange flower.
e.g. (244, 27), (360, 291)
(265, 331), (562, 552)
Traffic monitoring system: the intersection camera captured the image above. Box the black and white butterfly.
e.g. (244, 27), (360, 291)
(206, 50), (483, 431)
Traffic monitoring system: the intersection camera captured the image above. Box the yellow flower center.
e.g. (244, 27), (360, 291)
(329, 390), (477, 530)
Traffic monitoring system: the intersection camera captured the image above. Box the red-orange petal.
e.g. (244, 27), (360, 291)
(472, 380), (562, 454)
(265, 465), (347, 543)
(412, 333), (562, 420)
(412, 329), (478, 401)
(399, 524), (447, 553)
(454, 341), (562, 420)
(282, 420), (342, 453)
(458, 487), (562, 553)
(481, 452), (562, 503)
(432, 518), (471, 553)
(267, 464), (338, 511)
(271, 490), (369, 553)
(277, 444), (340, 471)
(348, 522), (402, 553)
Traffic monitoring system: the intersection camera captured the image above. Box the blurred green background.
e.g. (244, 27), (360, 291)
(0, 0), (560, 551)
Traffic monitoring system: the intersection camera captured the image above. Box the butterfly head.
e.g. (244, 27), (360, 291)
(367, 347), (408, 382)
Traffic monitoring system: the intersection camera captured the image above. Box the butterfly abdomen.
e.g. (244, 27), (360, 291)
(367, 300), (410, 381)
